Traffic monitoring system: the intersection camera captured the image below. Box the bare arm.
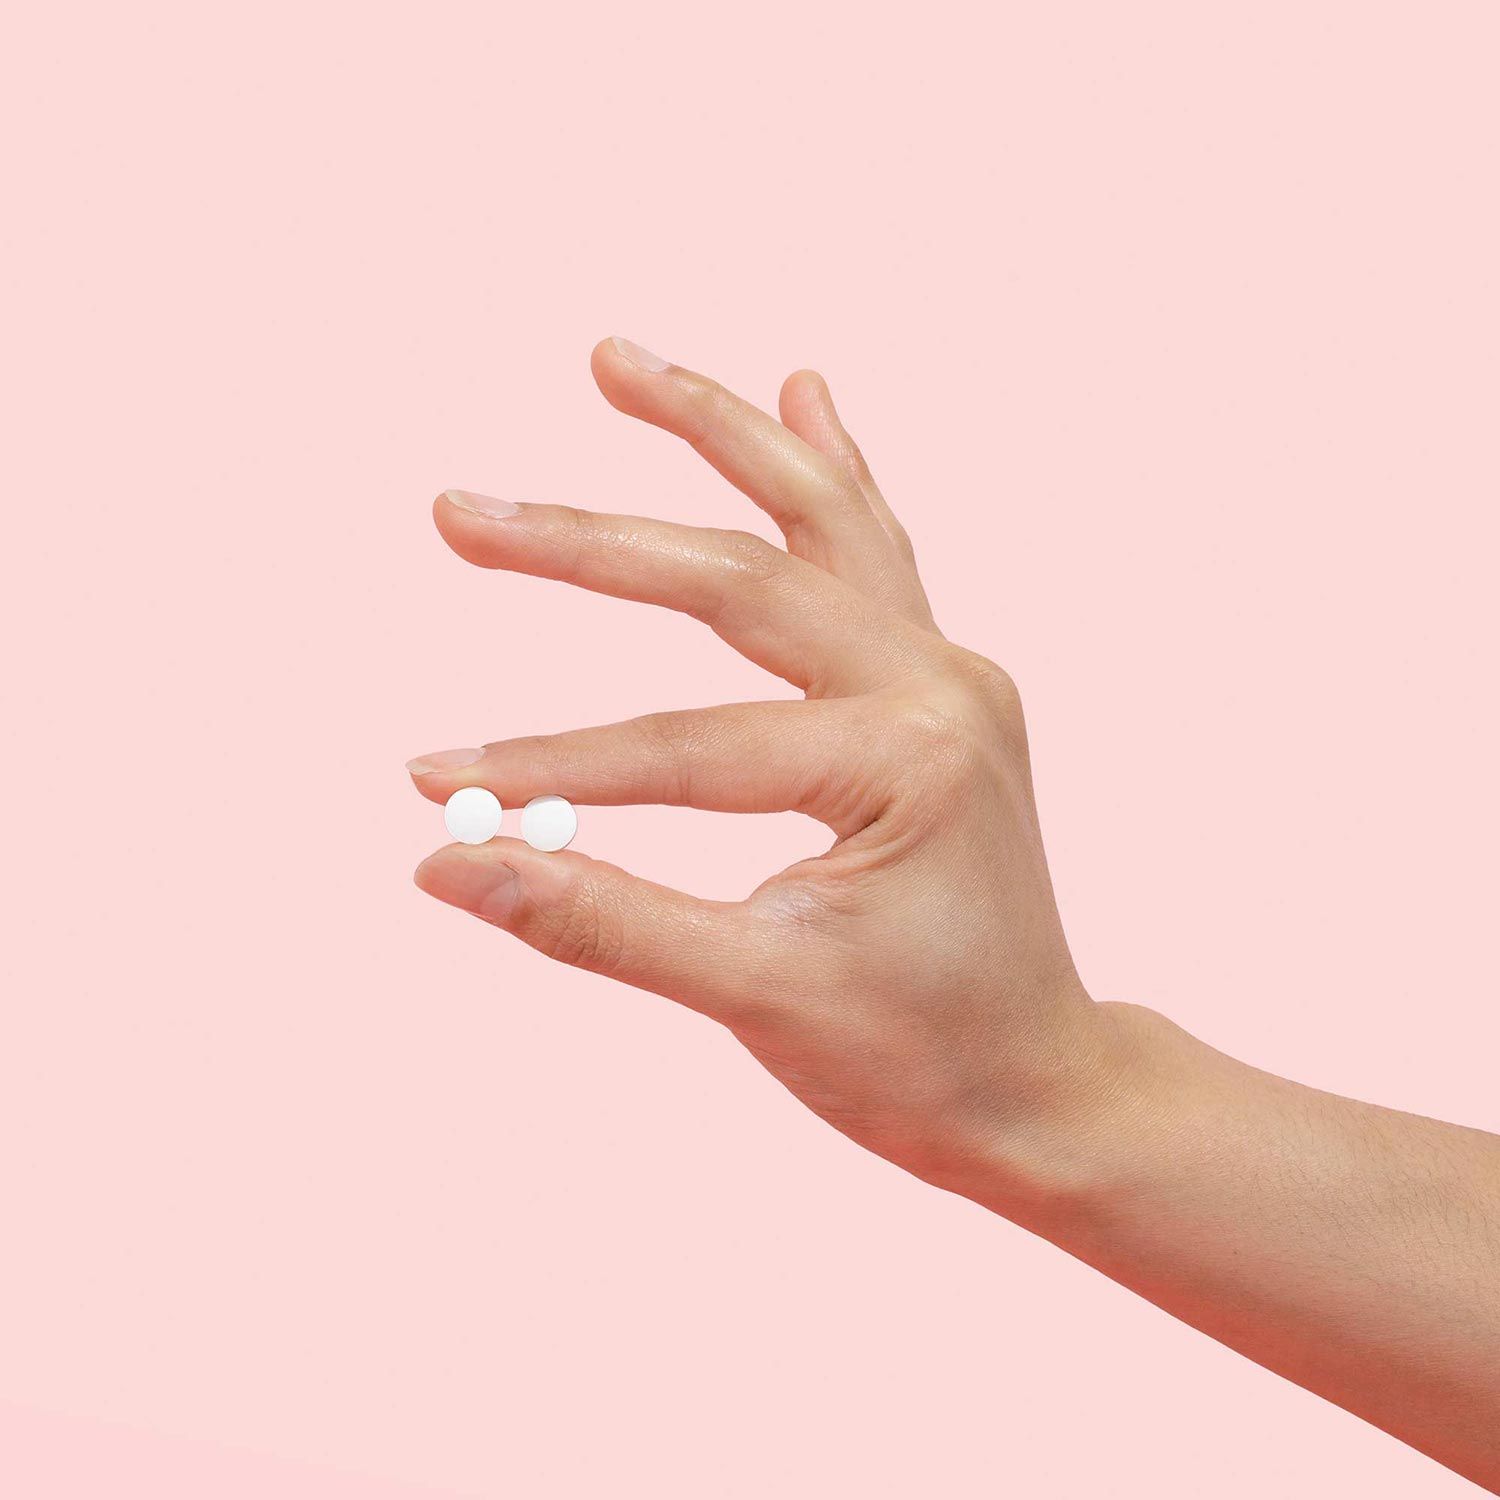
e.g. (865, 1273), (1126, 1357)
(1012, 1003), (1500, 1490)
(408, 338), (1500, 1491)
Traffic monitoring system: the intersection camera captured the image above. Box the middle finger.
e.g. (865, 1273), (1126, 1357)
(435, 491), (933, 697)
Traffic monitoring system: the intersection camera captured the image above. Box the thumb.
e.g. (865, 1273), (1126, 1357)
(414, 839), (768, 1023)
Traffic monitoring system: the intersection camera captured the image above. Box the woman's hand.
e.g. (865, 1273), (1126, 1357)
(409, 339), (1500, 1492)
(407, 336), (1125, 1207)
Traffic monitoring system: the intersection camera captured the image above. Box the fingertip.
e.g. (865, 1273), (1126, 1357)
(778, 369), (857, 470)
(413, 841), (523, 916)
(413, 847), (446, 895)
(592, 335), (680, 417)
(414, 841), (484, 895)
(431, 494), (471, 557)
(591, 336), (637, 414)
(589, 335), (619, 386)
(430, 493), (503, 569)
(413, 845), (463, 905)
(405, 767), (460, 807)
(779, 367), (829, 411)
(779, 367), (840, 432)
(430, 495), (475, 568)
(431, 489), (468, 547)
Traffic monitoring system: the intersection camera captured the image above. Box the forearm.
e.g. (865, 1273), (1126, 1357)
(983, 1003), (1500, 1490)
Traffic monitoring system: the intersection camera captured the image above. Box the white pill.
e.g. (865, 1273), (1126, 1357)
(444, 786), (503, 844)
(521, 794), (577, 852)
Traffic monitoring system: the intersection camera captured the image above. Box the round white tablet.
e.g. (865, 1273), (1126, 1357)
(444, 786), (502, 845)
(521, 794), (577, 852)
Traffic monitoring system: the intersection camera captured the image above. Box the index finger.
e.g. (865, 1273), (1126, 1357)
(407, 698), (889, 837)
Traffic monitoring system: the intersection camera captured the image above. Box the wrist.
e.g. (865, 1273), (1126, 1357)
(954, 999), (1199, 1233)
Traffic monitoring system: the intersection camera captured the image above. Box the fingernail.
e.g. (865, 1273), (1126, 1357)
(406, 747), (484, 775)
(611, 337), (671, 373)
(476, 868), (521, 924)
(443, 489), (520, 519)
(414, 849), (521, 924)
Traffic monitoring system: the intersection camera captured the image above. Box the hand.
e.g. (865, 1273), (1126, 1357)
(409, 340), (1500, 1490)
(407, 336), (1122, 1205)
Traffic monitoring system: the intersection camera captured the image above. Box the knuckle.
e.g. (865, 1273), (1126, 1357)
(953, 650), (1023, 722)
(635, 712), (695, 805)
(887, 519), (917, 560)
(760, 860), (864, 929)
(835, 428), (872, 479)
(891, 698), (983, 771)
(535, 878), (624, 974)
(691, 529), (784, 631)
(882, 672), (1020, 794)
(682, 378), (730, 451)
(716, 528), (785, 588)
(555, 504), (601, 579)
(812, 470), (875, 526)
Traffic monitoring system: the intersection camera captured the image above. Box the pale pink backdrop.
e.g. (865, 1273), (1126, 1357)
(2, 3), (1496, 1495)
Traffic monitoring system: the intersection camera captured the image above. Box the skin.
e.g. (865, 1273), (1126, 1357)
(409, 337), (1500, 1491)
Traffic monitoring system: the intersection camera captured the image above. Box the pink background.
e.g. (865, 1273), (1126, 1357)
(3, 3), (1497, 1495)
